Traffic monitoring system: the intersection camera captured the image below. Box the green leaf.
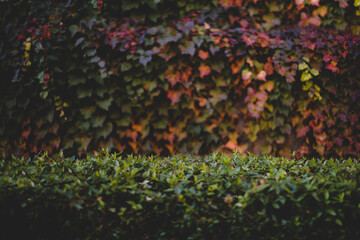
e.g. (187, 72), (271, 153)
(310, 68), (319, 76)
(68, 75), (86, 86)
(301, 71), (312, 82)
(116, 116), (131, 127)
(80, 106), (96, 119)
(96, 122), (113, 139)
(77, 88), (93, 98)
(92, 115), (106, 127)
(96, 96), (113, 110)
(326, 209), (337, 216)
(122, 1), (139, 11)
(40, 91), (48, 99)
(298, 62), (308, 71)
(69, 25), (79, 37)
(121, 62), (132, 72)
(152, 118), (168, 129)
(335, 218), (343, 226)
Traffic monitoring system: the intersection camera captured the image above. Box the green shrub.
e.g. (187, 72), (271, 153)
(1, 151), (359, 239)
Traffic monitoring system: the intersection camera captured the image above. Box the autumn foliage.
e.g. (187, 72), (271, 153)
(0, 0), (359, 157)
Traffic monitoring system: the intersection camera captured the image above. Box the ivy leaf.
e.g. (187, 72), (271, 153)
(179, 41), (195, 56)
(198, 50), (209, 60)
(167, 90), (182, 104)
(152, 118), (168, 129)
(122, 1), (139, 11)
(95, 96), (113, 110)
(98, 60), (105, 68)
(326, 61), (339, 73)
(96, 122), (113, 140)
(198, 64), (211, 78)
(301, 71), (312, 81)
(257, 70), (267, 81)
(139, 55), (152, 66)
(224, 139), (238, 150)
(77, 88), (93, 98)
(80, 106), (96, 119)
(298, 62), (308, 71)
(121, 62), (132, 72)
(297, 126), (310, 138)
(68, 75), (86, 86)
(75, 37), (85, 47)
(310, 68), (319, 76)
(69, 25), (79, 37)
(242, 69), (252, 81)
(116, 116), (131, 127)
(92, 115), (106, 127)
(310, 0), (320, 6)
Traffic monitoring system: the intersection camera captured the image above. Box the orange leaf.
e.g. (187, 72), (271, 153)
(128, 141), (139, 154)
(219, 0), (234, 9)
(132, 123), (143, 132)
(224, 139), (238, 150)
(165, 144), (175, 155)
(198, 50), (209, 60)
(264, 81), (274, 92)
(198, 97), (207, 107)
(126, 129), (138, 141)
(198, 64), (211, 78)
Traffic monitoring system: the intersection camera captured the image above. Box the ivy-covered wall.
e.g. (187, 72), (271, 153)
(0, 0), (359, 157)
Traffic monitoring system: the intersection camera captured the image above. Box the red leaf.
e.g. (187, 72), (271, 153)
(326, 61), (339, 73)
(22, 128), (31, 139)
(167, 90), (182, 104)
(257, 32), (270, 48)
(309, 15), (321, 26)
(199, 64), (211, 78)
(297, 126), (310, 138)
(323, 54), (331, 62)
(264, 60), (274, 76)
(298, 145), (309, 156)
(242, 34), (256, 46)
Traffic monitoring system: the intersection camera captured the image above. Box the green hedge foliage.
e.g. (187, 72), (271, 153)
(0, 151), (359, 239)
(0, 0), (359, 157)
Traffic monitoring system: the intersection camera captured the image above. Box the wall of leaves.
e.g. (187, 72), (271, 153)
(0, 0), (359, 157)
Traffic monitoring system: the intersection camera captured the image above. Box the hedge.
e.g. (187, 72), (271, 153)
(0, 151), (359, 239)
(0, 0), (360, 157)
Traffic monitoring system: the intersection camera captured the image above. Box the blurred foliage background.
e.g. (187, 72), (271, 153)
(0, 0), (359, 157)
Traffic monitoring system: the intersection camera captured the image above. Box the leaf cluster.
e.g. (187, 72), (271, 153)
(0, 151), (359, 239)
